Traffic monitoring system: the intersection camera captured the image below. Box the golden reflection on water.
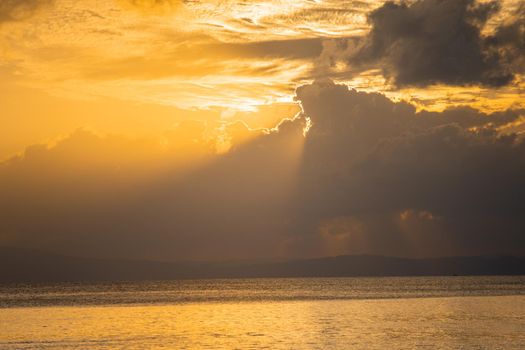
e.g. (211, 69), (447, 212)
(1, 296), (524, 349)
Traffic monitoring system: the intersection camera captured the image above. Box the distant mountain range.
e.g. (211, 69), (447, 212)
(1, 247), (524, 282)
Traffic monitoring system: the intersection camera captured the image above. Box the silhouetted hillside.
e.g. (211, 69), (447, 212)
(1, 247), (524, 282)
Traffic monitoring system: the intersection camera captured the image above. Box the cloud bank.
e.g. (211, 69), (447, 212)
(1, 80), (524, 261)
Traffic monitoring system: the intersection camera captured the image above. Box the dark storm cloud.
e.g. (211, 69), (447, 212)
(349, 0), (521, 87)
(0, 0), (53, 23)
(290, 80), (525, 257)
(348, 124), (525, 256)
(1, 81), (525, 260)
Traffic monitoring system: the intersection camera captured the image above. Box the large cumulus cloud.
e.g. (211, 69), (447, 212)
(287, 80), (525, 257)
(1, 80), (525, 260)
(348, 0), (524, 87)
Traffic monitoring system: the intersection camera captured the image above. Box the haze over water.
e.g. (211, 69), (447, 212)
(1, 276), (524, 349)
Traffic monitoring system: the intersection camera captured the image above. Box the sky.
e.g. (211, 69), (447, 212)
(1, 0), (524, 261)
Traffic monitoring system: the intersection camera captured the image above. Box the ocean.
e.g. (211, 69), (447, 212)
(1, 276), (524, 349)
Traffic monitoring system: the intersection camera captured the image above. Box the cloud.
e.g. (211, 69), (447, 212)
(290, 80), (525, 257)
(1, 80), (525, 260)
(348, 0), (522, 87)
(0, 0), (53, 22)
(0, 119), (292, 261)
(486, 3), (525, 74)
(209, 37), (325, 60)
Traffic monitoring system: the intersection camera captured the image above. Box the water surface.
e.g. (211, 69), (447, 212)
(1, 276), (524, 349)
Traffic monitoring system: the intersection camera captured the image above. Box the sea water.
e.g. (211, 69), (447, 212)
(1, 276), (524, 349)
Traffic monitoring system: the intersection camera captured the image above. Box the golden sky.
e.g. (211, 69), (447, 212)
(1, 0), (525, 261)
(1, 0), (523, 160)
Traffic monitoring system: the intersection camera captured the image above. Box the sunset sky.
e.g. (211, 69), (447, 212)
(1, 0), (524, 261)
